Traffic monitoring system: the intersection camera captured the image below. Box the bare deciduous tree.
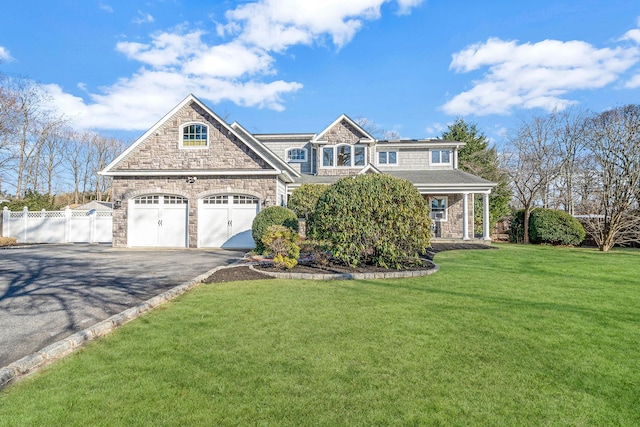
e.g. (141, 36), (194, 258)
(583, 105), (640, 251)
(504, 114), (564, 243)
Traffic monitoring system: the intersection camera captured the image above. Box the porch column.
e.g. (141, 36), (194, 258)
(483, 192), (491, 241)
(462, 193), (470, 240)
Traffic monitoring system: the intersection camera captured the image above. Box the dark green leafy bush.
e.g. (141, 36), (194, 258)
(309, 174), (431, 268)
(251, 206), (299, 253)
(510, 208), (585, 246)
(287, 184), (328, 220)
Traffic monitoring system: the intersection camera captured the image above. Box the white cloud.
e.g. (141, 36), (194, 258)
(0, 46), (14, 62)
(98, 2), (113, 13)
(425, 122), (448, 137)
(223, 0), (422, 50)
(621, 28), (640, 44)
(46, 0), (420, 130)
(116, 31), (206, 68)
(625, 74), (640, 88)
(132, 10), (154, 25)
(443, 36), (640, 116)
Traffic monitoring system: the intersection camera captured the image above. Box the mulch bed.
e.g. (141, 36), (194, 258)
(204, 243), (495, 284)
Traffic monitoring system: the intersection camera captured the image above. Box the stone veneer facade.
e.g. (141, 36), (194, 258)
(425, 193), (474, 239)
(113, 102), (270, 172)
(111, 176), (277, 248)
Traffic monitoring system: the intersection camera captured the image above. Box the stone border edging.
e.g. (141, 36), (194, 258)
(0, 264), (233, 390)
(248, 262), (439, 280)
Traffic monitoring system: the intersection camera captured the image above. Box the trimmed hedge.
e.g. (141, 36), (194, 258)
(251, 206), (299, 253)
(309, 174), (431, 269)
(510, 208), (586, 246)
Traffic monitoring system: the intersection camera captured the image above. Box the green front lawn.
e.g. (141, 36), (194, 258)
(1, 244), (639, 426)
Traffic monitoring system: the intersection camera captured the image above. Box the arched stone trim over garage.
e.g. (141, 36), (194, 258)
(194, 188), (263, 201)
(125, 188), (191, 200)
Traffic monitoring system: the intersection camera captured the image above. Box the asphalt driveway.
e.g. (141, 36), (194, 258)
(0, 244), (244, 367)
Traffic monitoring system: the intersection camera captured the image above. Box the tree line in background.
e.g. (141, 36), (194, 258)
(1, 68), (638, 251)
(503, 105), (640, 251)
(0, 72), (124, 207)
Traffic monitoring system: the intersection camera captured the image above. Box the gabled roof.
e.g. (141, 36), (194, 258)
(230, 121), (300, 181)
(358, 164), (382, 174)
(311, 114), (375, 144)
(101, 94), (288, 177)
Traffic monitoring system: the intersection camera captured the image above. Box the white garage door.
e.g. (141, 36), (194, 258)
(129, 195), (188, 247)
(198, 195), (259, 248)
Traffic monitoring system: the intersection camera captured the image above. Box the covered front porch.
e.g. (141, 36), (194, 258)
(388, 169), (496, 243)
(424, 191), (493, 243)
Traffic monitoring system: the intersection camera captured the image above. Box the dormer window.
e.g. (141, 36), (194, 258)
(181, 123), (208, 148)
(286, 148), (307, 162)
(431, 149), (451, 164)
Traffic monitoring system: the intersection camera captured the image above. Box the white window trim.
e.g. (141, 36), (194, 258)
(430, 196), (448, 222)
(430, 149), (452, 165)
(377, 150), (398, 166)
(320, 143), (367, 168)
(286, 147), (308, 163)
(180, 122), (209, 149)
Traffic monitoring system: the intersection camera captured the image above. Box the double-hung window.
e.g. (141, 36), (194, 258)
(181, 123), (208, 148)
(430, 197), (447, 221)
(322, 147), (334, 166)
(431, 149), (451, 164)
(378, 151), (398, 165)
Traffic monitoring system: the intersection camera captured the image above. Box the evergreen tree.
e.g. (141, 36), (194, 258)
(442, 118), (511, 232)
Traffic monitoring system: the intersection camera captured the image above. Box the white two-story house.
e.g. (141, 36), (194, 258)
(101, 94), (496, 248)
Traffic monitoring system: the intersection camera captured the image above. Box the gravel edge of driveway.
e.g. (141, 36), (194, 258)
(0, 263), (232, 390)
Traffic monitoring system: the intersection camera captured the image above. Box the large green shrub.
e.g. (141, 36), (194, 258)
(251, 206), (299, 253)
(287, 184), (329, 220)
(510, 208), (585, 246)
(309, 174), (431, 269)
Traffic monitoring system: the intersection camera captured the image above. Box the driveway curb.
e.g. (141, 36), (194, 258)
(0, 264), (229, 390)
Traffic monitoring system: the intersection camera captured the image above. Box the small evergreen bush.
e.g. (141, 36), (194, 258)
(510, 208), (585, 246)
(309, 174), (431, 269)
(251, 206), (299, 253)
(529, 208), (586, 246)
(261, 225), (300, 270)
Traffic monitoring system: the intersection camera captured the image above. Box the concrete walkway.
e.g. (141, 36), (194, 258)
(0, 244), (243, 368)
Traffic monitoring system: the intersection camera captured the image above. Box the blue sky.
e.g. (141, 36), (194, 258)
(2, 0), (640, 144)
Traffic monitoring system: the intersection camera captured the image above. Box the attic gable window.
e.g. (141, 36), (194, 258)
(181, 123), (208, 148)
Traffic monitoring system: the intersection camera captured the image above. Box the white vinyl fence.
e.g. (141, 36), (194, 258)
(2, 206), (113, 244)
